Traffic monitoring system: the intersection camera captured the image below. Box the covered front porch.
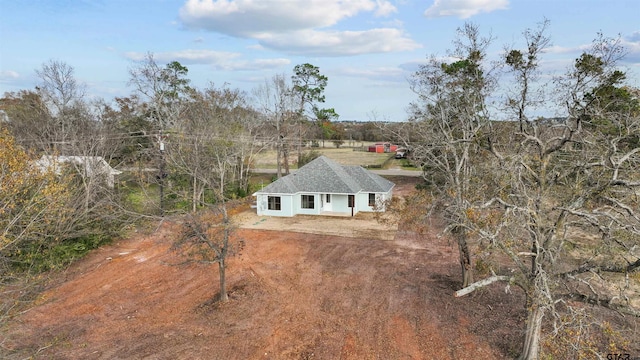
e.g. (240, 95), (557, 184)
(317, 193), (356, 217)
(319, 210), (353, 217)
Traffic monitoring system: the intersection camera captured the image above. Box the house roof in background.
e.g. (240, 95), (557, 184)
(35, 155), (122, 176)
(254, 156), (395, 195)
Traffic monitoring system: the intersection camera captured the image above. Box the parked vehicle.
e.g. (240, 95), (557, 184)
(395, 148), (409, 159)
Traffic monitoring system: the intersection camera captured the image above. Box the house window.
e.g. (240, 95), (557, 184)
(326, 194), (331, 203)
(268, 196), (281, 210)
(301, 195), (314, 209)
(369, 193), (376, 207)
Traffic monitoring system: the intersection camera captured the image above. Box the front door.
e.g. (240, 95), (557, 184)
(323, 194), (332, 211)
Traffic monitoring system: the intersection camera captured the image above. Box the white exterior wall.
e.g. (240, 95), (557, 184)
(356, 192), (371, 212)
(256, 194), (294, 217)
(377, 189), (392, 211)
(256, 189), (392, 217)
(357, 190), (392, 212)
(382, 188), (393, 211)
(330, 194), (352, 214)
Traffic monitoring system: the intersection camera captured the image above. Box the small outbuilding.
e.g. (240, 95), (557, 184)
(367, 142), (398, 153)
(253, 156), (394, 217)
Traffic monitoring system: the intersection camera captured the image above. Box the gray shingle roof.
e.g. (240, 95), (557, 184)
(255, 156), (395, 194)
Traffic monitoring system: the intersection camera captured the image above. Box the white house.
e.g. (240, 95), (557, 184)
(35, 155), (122, 188)
(253, 156), (394, 217)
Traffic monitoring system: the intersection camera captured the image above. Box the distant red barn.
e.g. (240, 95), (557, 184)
(367, 142), (398, 153)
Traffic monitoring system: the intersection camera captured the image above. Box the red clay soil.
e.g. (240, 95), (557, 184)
(3, 223), (528, 359)
(3, 177), (530, 359)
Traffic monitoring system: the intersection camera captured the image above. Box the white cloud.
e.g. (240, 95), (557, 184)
(247, 44), (265, 51)
(124, 50), (289, 71)
(258, 28), (421, 56)
(336, 66), (402, 77)
(375, 0), (397, 16)
(399, 56), (464, 72)
(543, 33), (640, 65)
(543, 44), (590, 55)
(177, 0), (410, 56)
(382, 18), (405, 28)
(125, 49), (240, 64)
(179, 0), (396, 36)
(622, 32), (640, 63)
(223, 58), (291, 71)
(398, 59), (426, 73)
(424, 0), (508, 19)
(333, 65), (407, 83)
(0, 70), (20, 80)
(627, 31), (640, 43)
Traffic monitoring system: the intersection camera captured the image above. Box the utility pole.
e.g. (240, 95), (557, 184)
(158, 131), (166, 216)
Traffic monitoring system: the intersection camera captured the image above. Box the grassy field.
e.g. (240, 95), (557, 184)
(253, 143), (394, 168)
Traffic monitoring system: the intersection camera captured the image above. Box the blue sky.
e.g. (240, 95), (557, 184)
(1, 0), (639, 121)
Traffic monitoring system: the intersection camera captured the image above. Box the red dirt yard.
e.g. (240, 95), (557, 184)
(4, 177), (528, 359)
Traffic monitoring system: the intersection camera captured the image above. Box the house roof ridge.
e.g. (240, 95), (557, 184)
(253, 155), (394, 195)
(314, 156), (361, 193)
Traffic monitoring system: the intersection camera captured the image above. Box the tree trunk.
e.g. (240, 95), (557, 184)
(218, 204), (230, 302)
(192, 176), (197, 213)
(238, 156), (245, 191)
(457, 231), (473, 288)
(219, 169), (225, 198)
(276, 138), (282, 178)
(241, 162), (250, 194)
(218, 259), (228, 302)
(83, 182), (91, 213)
(283, 143), (290, 175)
(297, 122), (302, 164)
(518, 303), (544, 360)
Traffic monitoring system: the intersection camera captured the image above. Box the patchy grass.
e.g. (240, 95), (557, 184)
(253, 145), (393, 168)
(248, 173), (276, 192)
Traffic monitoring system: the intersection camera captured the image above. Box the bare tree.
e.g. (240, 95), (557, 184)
(407, 22), (497, 288)
(166, 84), (252, 302)
(35, 59), (85, 117)
(503, 19), (551, 130)
(176, 201), (242, 302)
(23, 60), (89, 154)
(253, 74), (297, 178)
(167, 84), (257, 211)
(234, 106), (268, 194)
(128, 53), (191, 130)
(456, 28), (640, 359)
(402, 21), (639, 358)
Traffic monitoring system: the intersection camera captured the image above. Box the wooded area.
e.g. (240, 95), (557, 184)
(396, 21), (640, 359)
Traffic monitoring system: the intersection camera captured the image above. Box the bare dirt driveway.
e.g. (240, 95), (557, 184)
(236, 210), (398, 241)
(3, 176), (527, 359)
